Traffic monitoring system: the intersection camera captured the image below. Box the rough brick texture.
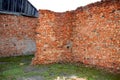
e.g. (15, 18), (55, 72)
(32, 0), (120, 72)
(32, 10), (74, 64)
(72, 0), (120, 71)
(0, 14), (38, 57)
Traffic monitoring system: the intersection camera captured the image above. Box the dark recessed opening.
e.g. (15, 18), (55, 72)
(66, 46), (70, 49)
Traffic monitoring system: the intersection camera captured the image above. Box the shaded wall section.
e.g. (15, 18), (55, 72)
(0, 14), (38, 57)
(32, 0), (120, 72)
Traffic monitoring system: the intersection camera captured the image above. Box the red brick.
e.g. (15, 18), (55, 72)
(0, 14), (38, 57)
(32, 0), (120, 72)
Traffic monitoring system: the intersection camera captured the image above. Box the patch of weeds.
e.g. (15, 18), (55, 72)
(2, 68), (23, 76)
(0, 55), (120, 80)
(0, 55), (34, 80)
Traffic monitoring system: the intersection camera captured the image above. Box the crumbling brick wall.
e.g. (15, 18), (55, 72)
(32, 0), (120, 72)
(0, 14), (38, 57)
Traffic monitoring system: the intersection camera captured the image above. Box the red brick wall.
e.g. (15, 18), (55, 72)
(32, 0), (120, 72)
(32, 10), (74, 64)
(0, 14), (38, 57)
(72, 0), (120, 71)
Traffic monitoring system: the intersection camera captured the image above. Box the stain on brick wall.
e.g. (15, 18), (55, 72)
(32, 0), (120, 72)
(0, 14), (38, 57)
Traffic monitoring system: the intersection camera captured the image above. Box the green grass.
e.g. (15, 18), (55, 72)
(0, 55), (120, 80)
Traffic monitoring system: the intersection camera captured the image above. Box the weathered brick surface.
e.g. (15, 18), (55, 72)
(32, 10), (74, 64)
(72, 0), (120, 71)
(0, 14), (38, 57)
(32, 0), (120, 72)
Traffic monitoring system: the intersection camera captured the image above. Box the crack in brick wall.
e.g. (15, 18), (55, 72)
(32, 0), (120, 72)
